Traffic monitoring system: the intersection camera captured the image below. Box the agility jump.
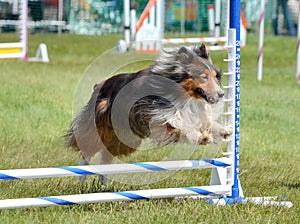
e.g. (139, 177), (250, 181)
(123, 0), (247, 53)
(0, 0), (27, 60)
(0, 0), (49, 62)
(0, 0), (293, 209)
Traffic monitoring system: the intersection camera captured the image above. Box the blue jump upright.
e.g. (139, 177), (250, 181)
(229, 0), (241, 200)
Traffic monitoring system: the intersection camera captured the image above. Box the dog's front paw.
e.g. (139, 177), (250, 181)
(199, 130), (213, 145)
(221, 127), (233, 140)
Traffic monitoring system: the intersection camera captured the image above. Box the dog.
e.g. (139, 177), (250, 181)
(65, 44), (232, 184)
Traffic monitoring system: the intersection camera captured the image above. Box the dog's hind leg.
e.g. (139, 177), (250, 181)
(78, 155), (91, 184)
(98, 149), (114, 186)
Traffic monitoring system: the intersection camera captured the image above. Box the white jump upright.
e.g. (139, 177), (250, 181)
(257, 0), (265, 81)
(215, 0), (221, 39)
(0, 0), (293, 210)
(134, 0), (163, 53)
(0, 0), (28, 60)
(0, 0), (50, 62)
(124, 0), (131, 49)
(208, 4), (215, 37)
(296, 0), (300, 84)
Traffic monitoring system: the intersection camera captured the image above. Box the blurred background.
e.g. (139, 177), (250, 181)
(0, 0), (298, 36)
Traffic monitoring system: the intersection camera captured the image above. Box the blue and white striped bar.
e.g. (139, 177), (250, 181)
(0, 158), (231, 181)
(0, 185), (231, 209)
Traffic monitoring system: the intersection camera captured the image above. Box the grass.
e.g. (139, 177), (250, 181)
(0, 33), (299, 223)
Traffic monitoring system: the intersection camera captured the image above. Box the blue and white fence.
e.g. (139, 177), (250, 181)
(0, 186), (232, 209)
(0, 158), (231, 180)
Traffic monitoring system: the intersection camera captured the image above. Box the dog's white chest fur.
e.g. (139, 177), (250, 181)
(150, 98), (218, 144)
(168, 98), (212, 130)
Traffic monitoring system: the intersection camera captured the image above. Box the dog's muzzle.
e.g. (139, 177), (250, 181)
(196, 88), (224, 104)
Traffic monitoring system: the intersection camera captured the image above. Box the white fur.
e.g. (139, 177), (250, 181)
(149, 96), (224, 145)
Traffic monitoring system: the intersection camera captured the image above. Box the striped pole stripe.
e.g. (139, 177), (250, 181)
(162, 37), (227, 44)
(136, 45), (229, 53)
(0, 48), (22, 54)
(0, 158), (231, 181)
(161, 37), (228, 51)
(0, 42), (24, 48)
(202, 45), (228, 51)
(257, 0), (265, 81)
(0, 42), (25, 59)
(0, 19), (66, 27)
(0, 185), (231, 209)
(135, 0), (157, 33)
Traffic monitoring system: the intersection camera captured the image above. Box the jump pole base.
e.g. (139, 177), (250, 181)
(182, 195), (293, 208)
(28, 43), (50, 63)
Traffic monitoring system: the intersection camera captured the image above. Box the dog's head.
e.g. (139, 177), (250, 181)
(176, 44), (224, 104)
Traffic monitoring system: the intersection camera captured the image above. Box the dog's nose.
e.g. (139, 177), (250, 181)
(218, 92), (224, 98)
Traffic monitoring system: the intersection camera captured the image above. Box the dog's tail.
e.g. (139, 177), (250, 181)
(64, 83), (103, 157)
(64, 122), (80, 150)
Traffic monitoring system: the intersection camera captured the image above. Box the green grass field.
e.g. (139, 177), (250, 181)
(0, 33), (299, 223)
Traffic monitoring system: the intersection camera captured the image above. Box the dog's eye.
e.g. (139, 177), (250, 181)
(201, 74), (208, 80)
(216, 70), (222, 81)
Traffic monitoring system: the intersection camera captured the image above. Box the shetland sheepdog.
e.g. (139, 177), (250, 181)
(65, 44), (232, 184)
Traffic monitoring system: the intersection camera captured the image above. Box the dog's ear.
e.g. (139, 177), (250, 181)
(175, 46), (194, 65)
(193, 44), (210, 60)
